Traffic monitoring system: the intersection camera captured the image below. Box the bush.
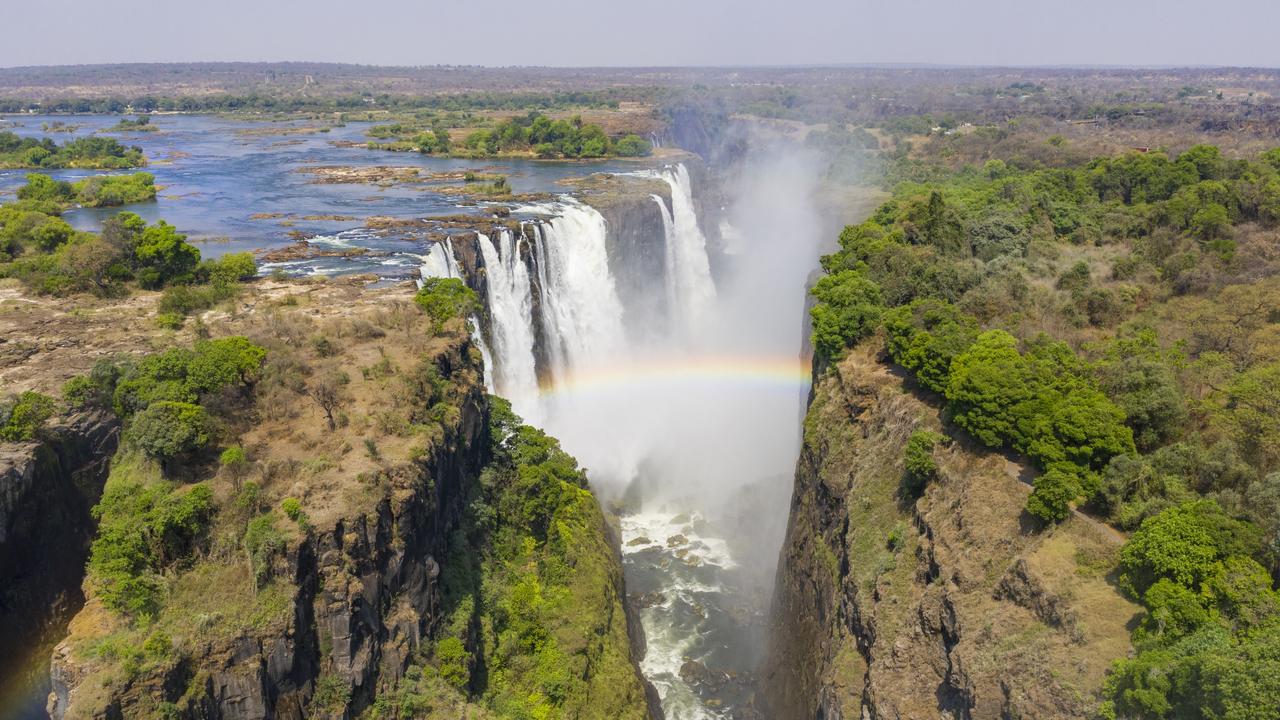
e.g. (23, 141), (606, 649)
(201, 252), (257, 286)
(1026, 465), (1086, 522)
(243, 513), (285, 587)
(0, 391), (55, 441)
(809, 270), (884, 359)
(902, 429), (945, 497)
(88, 480), (213, 616)
(127, 401), (211, 465)
(435, 636), (471, 690)
(613, 134), (652, 157)
(414, 277), (479, 333)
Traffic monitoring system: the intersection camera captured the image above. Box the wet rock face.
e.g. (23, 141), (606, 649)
(764, 346), (1139, 720)
(0, 411), (119, 720)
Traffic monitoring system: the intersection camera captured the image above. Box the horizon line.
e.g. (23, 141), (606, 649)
(2, 60), (1279, 73)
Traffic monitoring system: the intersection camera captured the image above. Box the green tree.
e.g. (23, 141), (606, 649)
(1026, 465), (1085, 522)
(414, 277), (479, 333)
(131, 219), (200, 288)
(0, 391), (55, 441)
(945, 330), (1033, 447)
(127, 400), (211, 466)
(809, 270), (883, 359)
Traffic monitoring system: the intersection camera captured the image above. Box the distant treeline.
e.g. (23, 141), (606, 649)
(0, 88), (663, 115)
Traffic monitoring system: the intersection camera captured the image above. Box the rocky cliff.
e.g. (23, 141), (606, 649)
(764, 344), (1139, 719)
(30, 280), (653, 720)
(0, 412), (119, 720)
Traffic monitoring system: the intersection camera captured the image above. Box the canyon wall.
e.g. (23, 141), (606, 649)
(0, 411), (119, 720)
(765, 344), (1139, 719)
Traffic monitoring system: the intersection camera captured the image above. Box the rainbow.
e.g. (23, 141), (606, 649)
(535, 355), (813, 397)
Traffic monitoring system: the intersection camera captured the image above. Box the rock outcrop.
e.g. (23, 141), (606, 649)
(0, 411), (119, 720)
(764, 344), (1139, 719)
(43, 289), (655, 720)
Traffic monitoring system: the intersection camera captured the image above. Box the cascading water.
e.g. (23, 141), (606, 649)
(416, 154), (815, 719)
(649, 164), (717, 336)
(476, 230), (541, 420)
(532, 199), (627, 378)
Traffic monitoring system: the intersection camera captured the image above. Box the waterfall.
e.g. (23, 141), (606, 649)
(417, 238), (495, 393)
(477, 230), (541, 420)
(652, 164), (717, 336)
(533, 199), (626, 379)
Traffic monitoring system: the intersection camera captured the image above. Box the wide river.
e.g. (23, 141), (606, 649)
(0, 114), (644, 277)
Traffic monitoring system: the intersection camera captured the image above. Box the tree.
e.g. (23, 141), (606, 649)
(186, 336), (266, 394)
(945, 330), (1033, 447)
(131, 220), (200, 288)
(809, 270), (883, 359)
(1026, 465), (1085, 522)
(414, 277), (479, 333)
(305, 371), (348, 431)
(1224, 362), (1280, 472)
(16, 173), (73, 203)
(1118, 500), (1262, 598)
(127, 400), (211, 466)
(0, 391), (55, 441)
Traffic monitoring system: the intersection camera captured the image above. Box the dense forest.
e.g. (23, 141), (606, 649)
(809, 138), (1280, 717)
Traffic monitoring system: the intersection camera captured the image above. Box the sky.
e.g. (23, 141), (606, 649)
(3, 0), (1279, 69)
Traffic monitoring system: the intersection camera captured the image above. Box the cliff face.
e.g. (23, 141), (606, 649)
(764, 345), (1139, 720)
(39, 282), (654, 720)
(0, 411), (119, 720)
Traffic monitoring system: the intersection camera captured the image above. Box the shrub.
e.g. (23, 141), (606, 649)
(243, 513), (285, 587)
(201, 252), (257, 286)
(127, 401), (211, 465)
(1026, 465), (1086, 522)
(281, 497), (302, 522)
(435, 636), (471, 690)
(902, 429), (945, 497)
(0, 391), (55, 441)
(809, 270), (884, 359)
(414, 277), (479, 333)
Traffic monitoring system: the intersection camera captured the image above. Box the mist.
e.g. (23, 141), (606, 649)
(533, 134), (825, 585)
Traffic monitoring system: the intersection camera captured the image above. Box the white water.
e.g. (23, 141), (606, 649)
(651, 165), (717, 336)
(413, 153), (818, 719)
(533, 199), (627, 379)
(476, 230), (541, 420)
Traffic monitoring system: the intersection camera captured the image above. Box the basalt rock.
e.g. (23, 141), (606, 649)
(763, 344), (1140, 720)
(0, 410), (120, 720)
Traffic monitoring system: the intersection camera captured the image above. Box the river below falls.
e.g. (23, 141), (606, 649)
(620, 509), (769, 720)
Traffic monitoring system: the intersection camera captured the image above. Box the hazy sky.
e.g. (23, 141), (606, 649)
(3, 0), (1279, 68)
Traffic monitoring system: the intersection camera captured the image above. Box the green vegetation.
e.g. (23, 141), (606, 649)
(902, 429), (944, 497)
(79, 336), (266, 615)
(18, 171), (157, 208)
(373, 397), (645, 719)
(0, 186), (255, 299)
(105, 116), (157, 133)
(458, 112), (650, 159)
(0, 391), (56, 441)
(0, 131), (145, 169)
(414, 277), (479, 333)
(811, 141), (1280, 714)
